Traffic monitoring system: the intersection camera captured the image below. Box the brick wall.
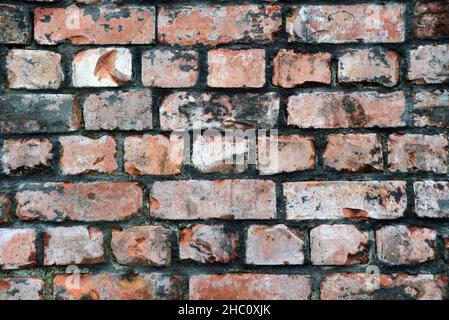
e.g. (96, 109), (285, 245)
(0, 0), (448, 300)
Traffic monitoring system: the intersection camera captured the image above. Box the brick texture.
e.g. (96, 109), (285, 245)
(208, 49), (265, 88)
(111, 226), (171, 266)
(158, 6), (281, 45)
(6, 50), (64, 89)
(1, 1), (448, 301)
(287, 4), (405, 43)
(34, 7), (155, 45)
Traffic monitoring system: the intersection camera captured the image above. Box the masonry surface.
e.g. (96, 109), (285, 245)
(0, 0), (448, 300)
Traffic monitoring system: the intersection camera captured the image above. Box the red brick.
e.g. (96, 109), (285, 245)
(44, 226), (104, 266)
(287, 91), (405, 128)
(287, 4), (405, 43)
(160, 92), (279, 131)
(2, 139), (53, 175)
(413, 1), (449, 39)
(72, 48), (132, 87)
(124, 135), (184, 175)
(83, 90), (153, 131)
(376, 225), (436, 265)
(0, 5), (30, 44)
(414, 181), (449, 218)
(388, 133), (448, 173)
(321, 273), (447, 300)
(190, 274), (310, 300)
(208, 49), (265, 88)
(142, 49), (199, 88)
(0, 229), (36, 270)
(53, 273), (185, 300)
(338, 48), (399, 87)
(192, 134), (249, 173)
(6, 49), (64, 89)
(246, 224), (304, 265)
(34, 6), (155, 45)
(179, 224), (238, 264)
(0, 194), (11, 224)
(310, 224), (368, 265)
(59, 136), (117, 175)
(272, 50), (331, 88)
(0, 278), (44, 300)
(158, 5), (281, 45)
(0, 94), (81, 134)
(16, 182), (142, 222)
(380, 275), (448, 300)
(150, 180), (276, 220)
(412, 90), (449, 127)
(323, 134), (383, 172)
(284, 181), (407, 220)
(111, 226), (171, 266)
(408, 44), (449, 84)
(257, 135), (315, 175)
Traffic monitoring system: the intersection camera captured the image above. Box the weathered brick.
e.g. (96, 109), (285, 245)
(284, 181), (407, 220)
(310, 224), (368, 265)
(338, 48), (399, 87)
(6, 49), (64, 89)
(2, 139), (53, 175)
(376, 225), (436, 265)
(34, 6), (155, 45)
(44, 226), (104, 266)
(160, 92), (279, 131)
(0, 229), (36, 270)
(0, 5), (30, 44)
(287, 4), (405, 43)
(328, 274), (377, 299)
(83, 90), (153, 131)
(246, 224), (304, 265)
(408, 44), (449, 84)
(0, 94), (80, 134)
(16, 182), (142, 222)
(59, 136), (117, 175)
(413, 1), (449, 39)
(192, 134), (249, 173)
(388, 134), (448, 173)
(158, 5), (281, 45)
(321, 273), (447, 300)
(0, 194), (11, 224)
(412, 90), (449, 127)
(272, 50), (331, 88)
(111, 226), (171, 266)
(179, 224), (238, 264)
(189, 274), (311, 300)
(124, 135), (184, 175)
(287, 91), (405, 128)
(142, 49), (199, 88)
(414, 181), (449, 218)
(54, 273), (185, 300)
(208, 49), (265, 88)
(323, 133), (383, 172)
(150, 180), (276, 220)
(72, 48), (132, 87)
(257, 135), (315, 175)
(0, 278), (44, 300)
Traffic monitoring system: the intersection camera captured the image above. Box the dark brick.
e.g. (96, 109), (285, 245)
(0, 94), (81, 134)
(0, 5), (30, 44)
